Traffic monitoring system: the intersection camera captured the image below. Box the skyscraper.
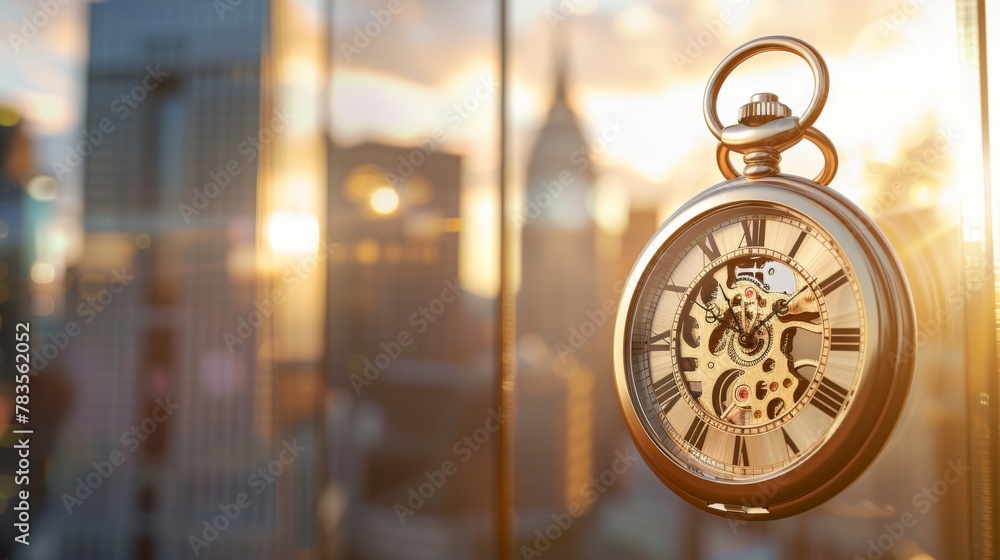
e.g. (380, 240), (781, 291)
(61, 1), (274, 558)
(326, 141), (467, 381)
(517, 50), (597, 353)
(325, 141), (495, 558)
(514, 38), (600, 556)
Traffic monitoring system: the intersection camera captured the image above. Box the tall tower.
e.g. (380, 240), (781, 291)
(517, 46), (598, 351)
(514, 33), (599, 555)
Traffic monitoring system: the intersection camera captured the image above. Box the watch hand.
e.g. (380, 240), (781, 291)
(698, 305), (744, 333)
(720, 400), (740, 422)
(718, 286), (746, 334)
(748, 284), (808, 337)
(727, 307), (745, 334)
(692, 300), (712, 313)
(693, 300), (726, 325)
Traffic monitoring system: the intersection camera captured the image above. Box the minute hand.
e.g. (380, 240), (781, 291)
(748, 284), (808, 337)
(718, 286), (745, 334)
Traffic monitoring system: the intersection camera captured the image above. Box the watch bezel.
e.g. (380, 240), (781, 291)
(613, 174), (915, 520)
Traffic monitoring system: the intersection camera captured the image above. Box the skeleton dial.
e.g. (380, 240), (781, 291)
(630, 211), (865, 479)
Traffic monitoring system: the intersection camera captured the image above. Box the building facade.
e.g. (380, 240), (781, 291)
(61, 1), (275, 558)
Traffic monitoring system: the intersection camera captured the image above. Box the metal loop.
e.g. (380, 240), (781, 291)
(703, 36), (829, 141)
(716, 126), (838, 185)
(716, 142), (741, 181)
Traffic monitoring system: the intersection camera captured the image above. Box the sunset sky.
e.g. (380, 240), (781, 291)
(0, 0), (981, 297)
(329, 0), (973, 208)
(0, 0), (974, 202)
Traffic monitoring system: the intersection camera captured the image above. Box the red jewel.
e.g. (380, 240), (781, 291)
(736, 385), (750, 401)
(745, 288), (754, 298)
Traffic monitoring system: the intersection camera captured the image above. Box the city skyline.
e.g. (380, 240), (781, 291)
(0, 1), (989, 559)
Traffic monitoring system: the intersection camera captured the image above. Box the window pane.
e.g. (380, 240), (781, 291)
(326, 0), (501, 557)
(508, 1), (976, 558)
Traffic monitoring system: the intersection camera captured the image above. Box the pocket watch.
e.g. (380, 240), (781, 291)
(612, 36), (915, 520)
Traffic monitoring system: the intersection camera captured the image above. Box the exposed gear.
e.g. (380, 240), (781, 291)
(683, 261), (823, 428)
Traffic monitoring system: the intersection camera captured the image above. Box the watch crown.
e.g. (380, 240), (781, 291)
(738, 93), (792, 126)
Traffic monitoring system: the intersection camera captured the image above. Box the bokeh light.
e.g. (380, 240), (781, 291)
(369, 186), (400, 215)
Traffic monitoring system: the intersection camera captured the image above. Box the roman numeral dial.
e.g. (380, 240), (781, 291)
(811, 378), (850, 417)
(818, 269), (849, 295)
(782, 428), (800, 455)
(649, 330), (671, 352)
(740, 219), (766, 247)
(652, 375), (682, 412)
(732, 435), (750, 466)
(697, 232), (721, 261)
(830, 328), (861, 351)
(683, 417), (710, 451)
(624, 210), (866, 481)
(788, 231), (807, 258)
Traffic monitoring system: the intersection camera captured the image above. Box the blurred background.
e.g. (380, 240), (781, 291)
(0, 0), (998, 558)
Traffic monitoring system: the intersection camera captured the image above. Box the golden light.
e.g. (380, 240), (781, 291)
(459, 185), (499, 298)
(31, 263), (55, 284)
(267, 211), (320, 254)
(908, 181), (936, 208)
(369, 186), (400, 215)
(593, 176), (630, 236)
(23, 92), (74, 134)
(279, 55), (322, 93)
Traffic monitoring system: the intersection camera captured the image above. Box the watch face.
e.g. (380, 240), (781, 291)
(626, 205), (865, 481)
(616, 177), (915, 519)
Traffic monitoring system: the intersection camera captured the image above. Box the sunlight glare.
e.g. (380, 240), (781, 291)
(267, 211), (320, 254)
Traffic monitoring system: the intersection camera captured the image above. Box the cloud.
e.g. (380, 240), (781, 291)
(334, 0), (899, 93)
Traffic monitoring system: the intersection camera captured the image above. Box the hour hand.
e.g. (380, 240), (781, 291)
(716, 286), (745, 334)
(692, 300), (721, 323)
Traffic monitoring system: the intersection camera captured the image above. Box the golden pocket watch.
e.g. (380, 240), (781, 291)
(613, 36), (915, 519)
